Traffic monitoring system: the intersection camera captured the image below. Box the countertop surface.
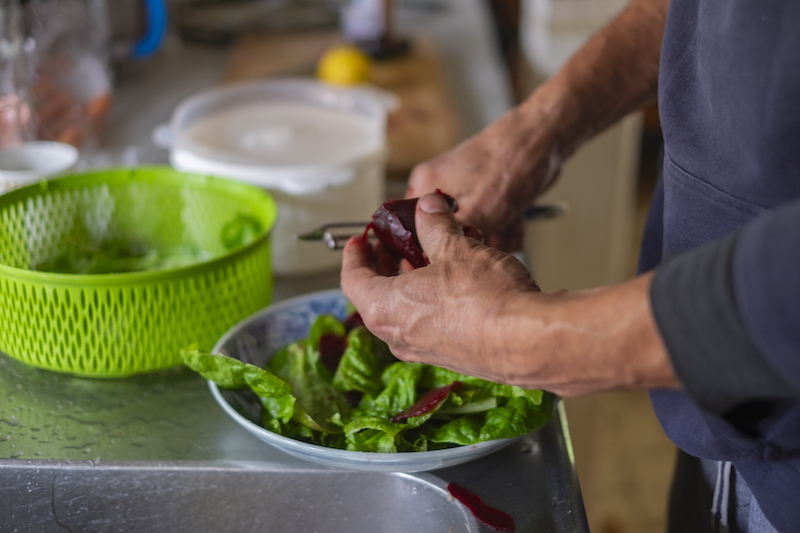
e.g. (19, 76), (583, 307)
(0, 347), (587, 532)
(0, 1), (588, 531)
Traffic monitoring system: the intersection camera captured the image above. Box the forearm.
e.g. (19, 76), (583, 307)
(496, 0), (669, 190)
(494, 272), (679, 396)
(540, 0), (669, 156)
(405, 0), (669, 237)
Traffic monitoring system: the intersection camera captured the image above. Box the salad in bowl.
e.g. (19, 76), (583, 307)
(183, 289), (555, 472)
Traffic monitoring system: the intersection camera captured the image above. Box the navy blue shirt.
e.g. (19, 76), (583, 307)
(642, 1), (800, 530)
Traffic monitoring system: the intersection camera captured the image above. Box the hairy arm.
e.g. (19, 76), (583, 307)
(407, 0), (670, 239)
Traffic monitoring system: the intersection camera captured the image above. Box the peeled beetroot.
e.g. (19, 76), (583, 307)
(365, 189), (458, 268)
(390, 381), (462, 422)
(319, 333), (347, 374)
(343, 311), (365, 332)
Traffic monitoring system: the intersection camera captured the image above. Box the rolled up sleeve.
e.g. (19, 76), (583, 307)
(650, 200), (800, 415)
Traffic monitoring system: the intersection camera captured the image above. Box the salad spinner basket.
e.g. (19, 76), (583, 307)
(0, 167), (277, 377)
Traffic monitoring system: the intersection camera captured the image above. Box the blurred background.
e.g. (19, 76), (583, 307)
(0, 0), (674, 531)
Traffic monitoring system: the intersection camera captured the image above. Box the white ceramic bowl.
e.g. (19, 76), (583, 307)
(0, 141), (78, 194)
(210, 289), (520, 473)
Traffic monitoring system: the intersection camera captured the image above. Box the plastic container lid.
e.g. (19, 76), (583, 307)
(164, 79), (395, 196)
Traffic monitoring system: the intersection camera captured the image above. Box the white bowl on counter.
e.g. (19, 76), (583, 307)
(0, 141), (79, 194)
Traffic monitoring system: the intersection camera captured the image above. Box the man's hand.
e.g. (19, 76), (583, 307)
(342, 193), (680, 396)
(406, 104), (562, 251)
(404, 0), (669, 251)
(342, 192), (540, 382)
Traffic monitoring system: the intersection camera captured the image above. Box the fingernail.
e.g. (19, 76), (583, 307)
(419, 193), (449, 214)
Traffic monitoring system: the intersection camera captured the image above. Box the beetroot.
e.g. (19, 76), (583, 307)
(390, 381), (462, 422)
(343, 311), (365, 332)
(446, 482), (516, 532)
(343, 390), (364, 407)
(319, 333), (347, 374)
(365, 189), (458, 268)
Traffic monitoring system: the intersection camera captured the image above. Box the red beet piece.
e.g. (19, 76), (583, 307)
(343, 311), (365, 332)
(366, 189), (458, 269)
(343, 390), (364, 407)
(447, 482), (516, 532)
(390, 381), (462, 422)
(319, 333), (347, 373)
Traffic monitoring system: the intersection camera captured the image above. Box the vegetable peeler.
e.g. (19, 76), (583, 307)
(295, 202), (568, 250)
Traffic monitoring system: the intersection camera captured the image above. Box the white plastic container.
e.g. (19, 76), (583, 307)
(521, 0), (627, 77)
(163, 79), (391, 276)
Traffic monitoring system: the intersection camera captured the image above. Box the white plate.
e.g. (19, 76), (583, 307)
(210, 288), (519, 473)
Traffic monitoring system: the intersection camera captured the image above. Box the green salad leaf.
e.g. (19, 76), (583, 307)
(183, 314), (555, 452)
(34, 240), (208, 274)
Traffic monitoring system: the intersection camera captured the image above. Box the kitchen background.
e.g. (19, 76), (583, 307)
(0, 1), (675, 531)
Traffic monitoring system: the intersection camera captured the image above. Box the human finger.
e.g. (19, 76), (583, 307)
(414, 193), (466, 264)
(462, 224), (485, 243)
(340, 236), (383, 309)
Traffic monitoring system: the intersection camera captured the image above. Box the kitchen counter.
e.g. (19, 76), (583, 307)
(0, 1), (589, 530)
(0, 349), (587, 531)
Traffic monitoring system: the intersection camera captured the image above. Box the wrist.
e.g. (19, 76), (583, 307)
(483, 92), (572, 199)
(519, 77), (586, 162)
(491, 273), (679, 396)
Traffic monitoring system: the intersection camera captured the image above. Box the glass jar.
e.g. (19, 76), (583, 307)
(0, 0), (34, 148)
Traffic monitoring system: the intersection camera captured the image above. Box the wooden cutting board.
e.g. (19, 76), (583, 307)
(224, 31), (463, 180)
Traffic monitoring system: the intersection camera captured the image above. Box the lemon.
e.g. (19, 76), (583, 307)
(317, 45), (371, 86)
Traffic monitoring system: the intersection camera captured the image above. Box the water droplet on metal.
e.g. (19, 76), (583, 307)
(10, 451), (22, 458)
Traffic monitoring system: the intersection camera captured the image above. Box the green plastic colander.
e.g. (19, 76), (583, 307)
(0, 167), (278, 377)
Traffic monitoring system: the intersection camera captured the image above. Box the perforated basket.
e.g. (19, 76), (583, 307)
(0, 167), (277, 377)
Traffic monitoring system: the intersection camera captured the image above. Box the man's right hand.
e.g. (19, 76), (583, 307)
(406, 101), (564, 251)
(405, 0), (669, 251)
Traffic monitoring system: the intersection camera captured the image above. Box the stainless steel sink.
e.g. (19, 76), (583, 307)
(3, 462), (476, 532)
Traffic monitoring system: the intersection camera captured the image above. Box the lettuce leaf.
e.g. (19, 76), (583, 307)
(267, 341), (349, 434)
(332, 327), (383, 397)
(426, 394), (556, 445)
(181, 349), (295, 425)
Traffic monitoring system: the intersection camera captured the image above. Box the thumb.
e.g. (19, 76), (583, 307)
(415, 193), (465, 264)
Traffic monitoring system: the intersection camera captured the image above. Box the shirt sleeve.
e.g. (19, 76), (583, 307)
(650, 200), (800, 415)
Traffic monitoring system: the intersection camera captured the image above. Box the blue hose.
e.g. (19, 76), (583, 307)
(132, 0), (168, 59)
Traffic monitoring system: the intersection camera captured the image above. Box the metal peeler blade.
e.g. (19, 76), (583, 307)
(295, 222), (372, 250)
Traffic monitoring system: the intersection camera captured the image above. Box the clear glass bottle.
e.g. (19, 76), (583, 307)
(0, 0), (34, 148)
(340, 0), (409, 59)
(24, 0), (112, 148)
